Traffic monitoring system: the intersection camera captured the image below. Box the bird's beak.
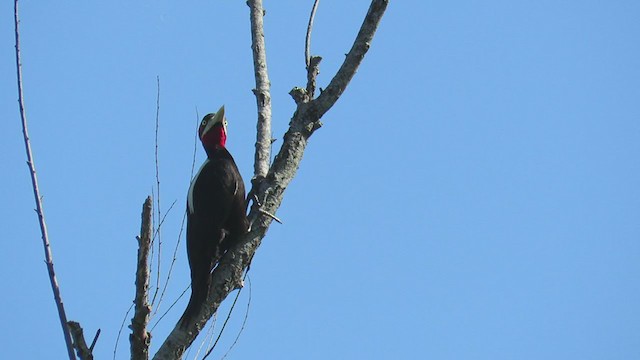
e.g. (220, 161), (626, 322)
(201, 105), (226, 137)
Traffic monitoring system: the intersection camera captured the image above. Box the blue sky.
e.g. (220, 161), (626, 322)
(2, 1), (639, 359)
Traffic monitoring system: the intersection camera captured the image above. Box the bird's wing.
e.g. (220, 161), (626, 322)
(190, 158), (239, 225)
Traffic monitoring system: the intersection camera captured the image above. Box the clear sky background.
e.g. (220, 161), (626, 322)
(1, 1), (639, 359)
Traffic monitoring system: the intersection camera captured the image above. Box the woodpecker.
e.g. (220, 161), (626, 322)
(180, 106), (249, 327)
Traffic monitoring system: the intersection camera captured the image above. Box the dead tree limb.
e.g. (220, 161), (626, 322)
(152, 1), (388, 358)
(130, 197), (153, 360)
(314, 0), (388, 115)
(14, 1), (76, 359)
(305, 0), (322, 99)
(68, 322), (94, 360)
(248, 0), (272, 182)
(305, 0), (320, 68)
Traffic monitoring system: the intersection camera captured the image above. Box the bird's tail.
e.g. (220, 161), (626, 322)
(178, 279), (209, 329)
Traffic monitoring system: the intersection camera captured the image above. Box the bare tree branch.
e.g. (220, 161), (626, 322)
(314, 0), (388, 117)
(14, 1), (76, 359)
(305, 0), (323, 99)
(305, 0), (320, 68)
(152, 1), (388, 358)
(68, 322), (94, 360)
(130, 197), (153, 360)
(306, 56), (323, 100)
(248, 0), (272, 182)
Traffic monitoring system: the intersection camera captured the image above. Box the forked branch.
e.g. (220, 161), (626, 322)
(68, 322), (95, 360)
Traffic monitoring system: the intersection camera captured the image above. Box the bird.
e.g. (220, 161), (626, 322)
(179, 106), (249, 328)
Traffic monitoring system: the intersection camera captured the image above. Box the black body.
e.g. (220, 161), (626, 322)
(180, 144), (248, 327)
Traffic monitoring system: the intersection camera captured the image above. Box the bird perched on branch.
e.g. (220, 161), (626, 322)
(179, 106), (249, 328)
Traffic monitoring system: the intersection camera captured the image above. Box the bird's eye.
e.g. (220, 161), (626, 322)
(201, 120), (207, 126)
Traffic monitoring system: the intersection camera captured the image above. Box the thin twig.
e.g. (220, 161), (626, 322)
(194, 316), (216, 360)
(258, 208), (282, 224)
(220, 275), (252, 360)
(248, 194), (282, 231)
(193, 107), (201, 174)
(130, 197), (153, 360)
(201, 271), (249, 360)
(113, 303), (134, 360)
(152, 110), (200, 320)
(195, 312), (218, 360)
(152, 200), (177, 241)
(305, 0), (320, 67)
(152, 75), (162, 306)
(14, 2), (76, 359)
(150, 199), (177, 308)
(201, 291), (240, 360)
(248, 0), (273, 182)
(150, 284), (190, 332)
(152, 207), (185, 319)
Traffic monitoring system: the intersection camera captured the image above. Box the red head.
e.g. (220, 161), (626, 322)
(199, 106), (227, 149)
